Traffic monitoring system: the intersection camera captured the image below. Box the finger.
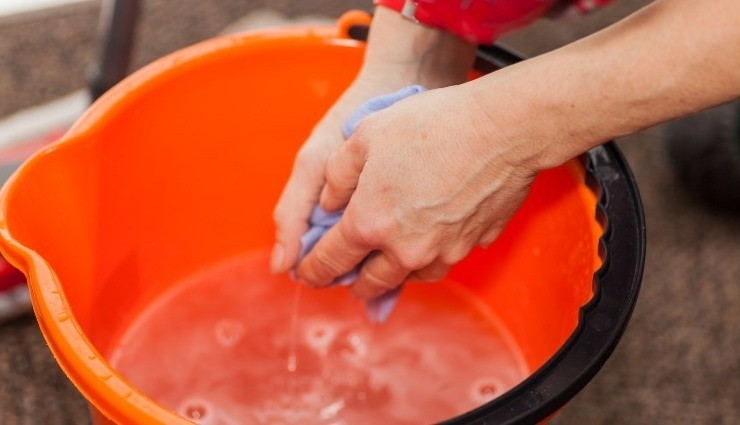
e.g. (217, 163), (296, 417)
(319, 139), (367, 212)
(478, 223), (504, 248)
(409, 259), (450, 282)
(351, 252), (409, 300)
(272, 152), (326, 274)
(295, 217), (371, 287)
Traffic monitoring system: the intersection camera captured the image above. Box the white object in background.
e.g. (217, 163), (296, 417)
(0, 90), (87, 149)
(0, 0), (93, 17)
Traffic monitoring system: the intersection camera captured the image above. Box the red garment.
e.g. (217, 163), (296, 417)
(376, 0), (613, 44)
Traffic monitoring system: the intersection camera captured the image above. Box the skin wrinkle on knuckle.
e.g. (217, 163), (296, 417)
(363, 268), (400, 292)
(311, 249), (345, 279)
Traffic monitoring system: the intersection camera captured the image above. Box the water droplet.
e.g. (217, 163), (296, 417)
(471, 379), (501, 403)
(479, 384), (496, 398)
(287, 354), (297, 372)
(342, 332), (367, 357)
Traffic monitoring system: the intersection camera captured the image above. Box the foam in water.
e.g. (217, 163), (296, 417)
(108, 252), (528, 424)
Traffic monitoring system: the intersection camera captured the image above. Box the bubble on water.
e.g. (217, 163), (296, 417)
(470, 378), (502, 404)
(179, 398), (211, 424)
(287, 354), (297, 372)
(479, 384), (496, 398)
(214, 319), (244, 347)
(110, 254), (529, 425)
(331, 331), (369, 363)
(304, 321), (338, 354)
(347, 333), (366, 356)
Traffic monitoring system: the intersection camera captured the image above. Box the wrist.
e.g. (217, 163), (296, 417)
(462, 81), (556, 174)
(360, 7), (477, 89)
(465, 57), (603, 172)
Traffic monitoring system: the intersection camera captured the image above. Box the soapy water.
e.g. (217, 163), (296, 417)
(108, 252), (528, 424)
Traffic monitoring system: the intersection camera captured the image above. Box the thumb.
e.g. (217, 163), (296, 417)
(272, 149), (327, 273)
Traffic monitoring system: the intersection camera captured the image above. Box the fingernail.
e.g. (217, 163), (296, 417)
(270, 244), (285, 273)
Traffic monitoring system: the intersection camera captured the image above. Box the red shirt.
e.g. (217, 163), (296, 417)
(376, 0), (613, 44)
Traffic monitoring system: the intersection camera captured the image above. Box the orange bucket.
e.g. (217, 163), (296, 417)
(0, 12), (644, 425)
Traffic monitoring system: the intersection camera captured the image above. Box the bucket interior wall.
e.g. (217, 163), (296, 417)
(3, 37), (600, 378)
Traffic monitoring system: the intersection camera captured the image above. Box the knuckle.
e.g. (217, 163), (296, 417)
(479, 228), (502, 247)
(313, 249), (344, 276)
(272, 204), (288, 225)
(353, 224), (383, 247)
(294, 146), (316, 164)
(397, 256), (427, 271)
(345, 135), (364, 153)
(396, 248), (434, 271)
(294, 146), (324, 173)
(363, 268), (399, 292)
(350, 120), (370, 139)
(440, 245), (473, 266)
(344, 211), (389, 248)
(415, 268), (446, 282)
(346, 122), (372, 149)
(324, 154), (343, 188)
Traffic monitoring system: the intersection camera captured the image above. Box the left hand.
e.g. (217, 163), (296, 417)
(294, 85), (540, 300)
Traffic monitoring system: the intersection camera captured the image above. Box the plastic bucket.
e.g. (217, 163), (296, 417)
(0, 13), (644, 425)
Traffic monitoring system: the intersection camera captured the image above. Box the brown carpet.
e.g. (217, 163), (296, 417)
(0, 1), (737, 424)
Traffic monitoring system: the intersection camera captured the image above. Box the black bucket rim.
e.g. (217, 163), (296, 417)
(349, 27), (646, 425)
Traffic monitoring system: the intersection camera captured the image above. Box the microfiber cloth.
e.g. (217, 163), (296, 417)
(297, 85), (426, 323)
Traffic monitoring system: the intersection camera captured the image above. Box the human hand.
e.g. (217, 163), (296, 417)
(271, 8), (476, 274)
(270, 77), (413, 274)
(294, 85), (541, 299)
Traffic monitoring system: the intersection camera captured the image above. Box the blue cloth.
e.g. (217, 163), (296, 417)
(297, 85), (426, 323)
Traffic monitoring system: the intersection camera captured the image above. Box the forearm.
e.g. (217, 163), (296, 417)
(469, 0), (740, 169)
(360, 7), (477, 89)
